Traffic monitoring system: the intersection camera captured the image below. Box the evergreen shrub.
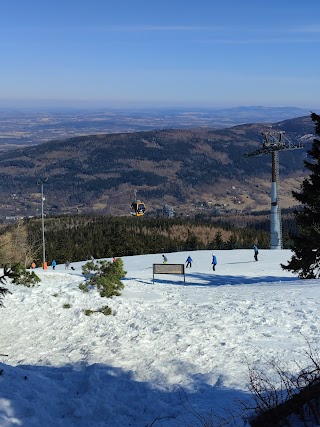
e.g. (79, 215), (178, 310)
(81, 259), (126, 298)
(98, 305), (112, 316)
(84, 309), (94, 316)
(79, 283), (89, 293)
(11, 264), (41, 287)
(83, 306), (112, 316)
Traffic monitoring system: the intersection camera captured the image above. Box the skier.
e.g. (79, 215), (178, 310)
(253, 245), (259, 261)
(162, 255), (168, 264)
(52, 259), (57, 270)
(65, 260), (70, 270)
(212, 254), (217, 271)
(186, 255), (193, 268)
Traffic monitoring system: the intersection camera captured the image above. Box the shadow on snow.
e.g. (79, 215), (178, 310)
(124, 273), (299, 287)
(0, 361), (251, 427)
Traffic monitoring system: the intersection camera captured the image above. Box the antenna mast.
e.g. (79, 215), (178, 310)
(245, 131), (304, 249)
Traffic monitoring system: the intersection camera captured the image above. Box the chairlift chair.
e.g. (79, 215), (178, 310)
(130, 190), (146, 216)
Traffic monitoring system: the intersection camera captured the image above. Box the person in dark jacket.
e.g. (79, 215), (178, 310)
(253, 245), (259, 261)
(186, 256), (193, 268)
(162, 255), (168, 264)
(212, 254), (217, 271)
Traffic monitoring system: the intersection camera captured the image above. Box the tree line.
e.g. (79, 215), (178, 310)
(0, 215), (273, 267)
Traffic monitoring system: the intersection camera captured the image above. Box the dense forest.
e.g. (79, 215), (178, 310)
(8, 213), (295, 266)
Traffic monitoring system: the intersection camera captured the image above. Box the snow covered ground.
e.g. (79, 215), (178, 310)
(0, 249), (320, 427)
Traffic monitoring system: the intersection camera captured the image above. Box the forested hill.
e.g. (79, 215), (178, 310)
(0, 115), (315, 217)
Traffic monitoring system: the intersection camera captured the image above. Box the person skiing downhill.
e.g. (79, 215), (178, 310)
(52, 259), (57, 270)
(253, 245), (259, 261)
(162, 255), (168, 264)
(186, 255), (193, 268)
(212, 254), (217, 271)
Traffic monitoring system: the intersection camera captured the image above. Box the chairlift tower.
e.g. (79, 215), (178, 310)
(245, 131), (304, 249)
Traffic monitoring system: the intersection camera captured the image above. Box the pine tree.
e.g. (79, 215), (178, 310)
(282, 113), (320, 278)
(226, 233), (237, 250)
(214, 230), (224, 249)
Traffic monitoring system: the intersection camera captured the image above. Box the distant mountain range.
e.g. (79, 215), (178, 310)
(0, 106), (312, 148)
(0, 114), (315, 219)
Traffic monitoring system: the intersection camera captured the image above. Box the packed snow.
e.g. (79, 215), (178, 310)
(0, 249), (320, 427)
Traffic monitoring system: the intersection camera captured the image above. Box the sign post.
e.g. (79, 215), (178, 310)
(152, 264), (185, 284)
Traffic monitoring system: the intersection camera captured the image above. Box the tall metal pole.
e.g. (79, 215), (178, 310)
(38, 178), (48, 269)
(41, 182), (46, 268)
(270, 151), (282, 249)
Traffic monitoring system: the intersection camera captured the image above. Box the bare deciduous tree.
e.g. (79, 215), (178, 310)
(0, 220), (41, 268)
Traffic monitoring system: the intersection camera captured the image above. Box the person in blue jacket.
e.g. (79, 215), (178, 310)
(253, 245), (259, 261)
(52, 259), (57, 270)
(186, 255), (193, 268)
(212, 254), (217, 271)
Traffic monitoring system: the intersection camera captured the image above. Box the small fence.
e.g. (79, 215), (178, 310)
(152, 264), (185, 284)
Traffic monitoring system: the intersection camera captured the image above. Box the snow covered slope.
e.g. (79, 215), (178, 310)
(0, 249), (319, 426)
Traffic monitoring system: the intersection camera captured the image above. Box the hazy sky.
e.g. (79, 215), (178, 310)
(1, 0), (319, 109)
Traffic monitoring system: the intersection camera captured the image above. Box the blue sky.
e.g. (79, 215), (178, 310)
(1, 0), (319, 109)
